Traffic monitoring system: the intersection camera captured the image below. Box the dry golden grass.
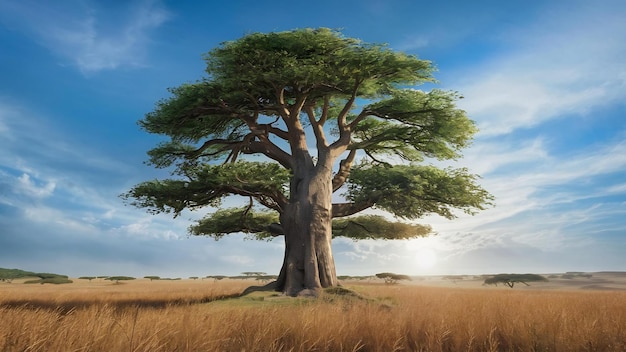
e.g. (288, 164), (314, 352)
(1, 279), (625, 351)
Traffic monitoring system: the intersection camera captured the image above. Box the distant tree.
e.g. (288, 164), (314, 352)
(78, 276), (96, 281)
(255, 275), (278, 283)
(562, 272), (593, 279)
(0, 268), (37, 282)
(483, 274), (548, 288)
(189, 276), (199, 280)
(206, 275), (227, 282)
(24, 277), (73, 285)
(443, 275), (466, 284)
(106, 276), (136, 284)
(0, 269), (72, 284)
(376, 272), (412, 285)
(242, 272), (267, 277)
(144, 276), (161, 281)
(34, 273), (68, 279)
(123, 28), (494, 296)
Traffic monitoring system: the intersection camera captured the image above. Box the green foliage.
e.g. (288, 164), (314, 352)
(203, 28), (434, 103)
(191, 206), (281, 239)
(126, 27), (492, 243)
(24, 277), (73, 285)
(332, 215), (431, 240)
(346, 164), (493, 219)
(484, 274), (548, 288)
(0, 268), (71, 284)
(78, 276), (96, 281)
(376, 272), (412, 284)
(34, 273), (69, 279)
(354, 89), (476, 161)
(242, 272), (267, 276)
(123, 161), (290, 217)
(144, 276), (161, 281)
(0, 268), (37, 281)
(106, 276), (136, 283)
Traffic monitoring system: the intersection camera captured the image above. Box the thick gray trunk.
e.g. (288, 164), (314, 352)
(275, 166), (338, 296)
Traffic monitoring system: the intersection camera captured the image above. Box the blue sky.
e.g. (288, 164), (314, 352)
(1, 0), (625, 278)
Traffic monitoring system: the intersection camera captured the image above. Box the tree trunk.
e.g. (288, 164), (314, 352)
(275, 164), (338, 296)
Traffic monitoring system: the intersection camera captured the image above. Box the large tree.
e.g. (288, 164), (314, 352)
(124, 28), (493, 296)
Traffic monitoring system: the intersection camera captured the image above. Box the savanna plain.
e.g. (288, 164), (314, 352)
(1, 273), (625, 352)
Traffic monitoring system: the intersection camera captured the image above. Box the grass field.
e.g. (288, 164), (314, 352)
(1, 275), (625, 351)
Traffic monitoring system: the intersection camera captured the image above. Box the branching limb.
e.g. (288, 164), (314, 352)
(332, 149), (356, 192)
(347, 108), (371, 130)
(319, 96), (330, 125)
(337, 80), (361, 133)
(237, 117), (294, 169)
(364, 149), (392, 167)
(267, 223), (284, 236)
(305, 105), (328, 149)
(332, 201), (375, 218)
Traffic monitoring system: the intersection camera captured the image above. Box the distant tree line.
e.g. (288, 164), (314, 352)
(376, 272), (412, 285)
(483, 274), (548, 288)
(0, 268), (72, 284)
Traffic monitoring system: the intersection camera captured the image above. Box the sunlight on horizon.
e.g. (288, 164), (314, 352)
(415, 248), (438, 270)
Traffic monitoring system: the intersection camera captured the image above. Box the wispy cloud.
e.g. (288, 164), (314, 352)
(0, 0), (170, 74)
(414, 135), (626, 266)
(16, 173), (56, 198)
(0, 99), (147, 236)
(448, 2), (626, 136)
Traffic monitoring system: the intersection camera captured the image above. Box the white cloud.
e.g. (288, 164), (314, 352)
(111, 214), (185, 240)
(381, 120), (623, 264)
(220, 255), (254, 266)
(0, 0), (170, 74)
(605, 183), (626, 195)
(449, 2), (626, 136)
(395, 35), (429, 52)
(16, 173), (56, 198)
(0, 100), (134, 185)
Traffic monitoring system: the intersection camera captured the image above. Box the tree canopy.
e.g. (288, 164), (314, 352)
(124, 28), (493, 294)
(483, 274), (548, 288)
(125, 28), (491, 238)
(376, 272), (412, 284)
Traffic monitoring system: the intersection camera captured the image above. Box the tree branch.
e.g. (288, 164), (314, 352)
(238, 116), (294, 169)
(319, 96), (330, 125)
(364, 149), (392, 167)
(220, 185), (286, 212)
(305, 105), (328, 149)
(332, 200), (375, 218)
(336, 80), (361, 134)
(332, 149), (356, 192)
(348, 108), (371, 130)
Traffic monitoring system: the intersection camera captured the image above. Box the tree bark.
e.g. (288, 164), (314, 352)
(275, 163), (338, 296)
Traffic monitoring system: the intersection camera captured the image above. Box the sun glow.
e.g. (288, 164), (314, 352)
(416, 248), (438, 269)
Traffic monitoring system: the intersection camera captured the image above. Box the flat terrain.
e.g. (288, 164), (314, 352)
(1, 273), (625, 351)
(409, 271), (626, 291)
